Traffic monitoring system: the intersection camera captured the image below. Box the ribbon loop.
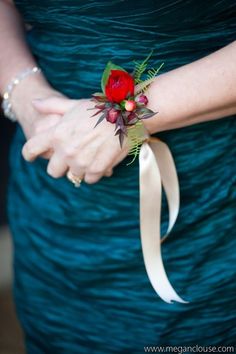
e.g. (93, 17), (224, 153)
(139, 138), (188, 304)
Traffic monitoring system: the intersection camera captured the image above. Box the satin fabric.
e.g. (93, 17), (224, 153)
(139, 138), (188, 303)
(8, 1), (236, 353)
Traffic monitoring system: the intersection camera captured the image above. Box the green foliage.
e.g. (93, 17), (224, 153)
(127, 121), (147, 165)
(147, 62), (164, 80)
(136, 62), (165, 94)
(133, 51), (153, 85)
(147, 63), (164, 80)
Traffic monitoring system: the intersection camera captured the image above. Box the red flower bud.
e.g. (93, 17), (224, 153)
(105, 70), (135, 103)
(106, 108), (119, 123)
(135, 94), (149, 105)
(124, 100), (136, 112)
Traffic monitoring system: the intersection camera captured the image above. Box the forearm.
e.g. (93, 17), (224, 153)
(144, 41), (236, 134)
(0, 1), (47, 91)
(0, 1), (57, 125)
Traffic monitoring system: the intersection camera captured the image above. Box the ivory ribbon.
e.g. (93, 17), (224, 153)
(139, 137), (189, 304)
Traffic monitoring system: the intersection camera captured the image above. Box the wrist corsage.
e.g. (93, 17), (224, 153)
(89, 53), (163, 163)
(89, 54), (188, 305)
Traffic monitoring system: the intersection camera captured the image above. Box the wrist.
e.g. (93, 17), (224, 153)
(11, 73), (60, 125)
(140, 76), (165, 135)
(141, 72), (181, 135)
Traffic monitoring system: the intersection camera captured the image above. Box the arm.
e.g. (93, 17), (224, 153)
(0, 0), (39, 90)
(22, 43), (236, 184)
(144, 41), (236, 134)
(0, 0), (74, 138)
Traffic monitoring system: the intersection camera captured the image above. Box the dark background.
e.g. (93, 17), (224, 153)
(0, 111), (15, 225)
(0, 110), (25, 354)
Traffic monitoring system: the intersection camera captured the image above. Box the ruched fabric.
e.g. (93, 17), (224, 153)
(8, 1), (236, 353)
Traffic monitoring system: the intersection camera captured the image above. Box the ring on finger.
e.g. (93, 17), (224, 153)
(66, 170), (84, 188)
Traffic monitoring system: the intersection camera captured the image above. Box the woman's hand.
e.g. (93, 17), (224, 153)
(9, 73), (79, 158)
(0, 1), (78, 149)
(22, 99), (130, 184)
(10, 74), (78, 140)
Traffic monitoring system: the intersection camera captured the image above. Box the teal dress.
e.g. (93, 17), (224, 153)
(8, 1), (236, 353)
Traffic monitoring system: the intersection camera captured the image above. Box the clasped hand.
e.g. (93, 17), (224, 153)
(22, 98), (129, 184)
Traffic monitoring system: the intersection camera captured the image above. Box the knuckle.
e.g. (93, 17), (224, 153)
(33, 121), (47, 135)
(74, 157), (88, 170)
(91, 167), (103, 175)
(52, 134), (61, 145)
(34, 126), (42, 135)
(52, 125), (65, 143)
(84, 174), (99, 184)
(63, 145), (77, 158)
(89, 163), (105, 175)
(32, 122), (42, 135)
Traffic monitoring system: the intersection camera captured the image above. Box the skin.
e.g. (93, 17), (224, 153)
(1, 1), (236, 184)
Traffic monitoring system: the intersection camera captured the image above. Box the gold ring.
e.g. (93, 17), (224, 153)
(66, 170), (84, 188)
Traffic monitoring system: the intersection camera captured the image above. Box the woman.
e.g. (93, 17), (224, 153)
(0, 0), (235, 353)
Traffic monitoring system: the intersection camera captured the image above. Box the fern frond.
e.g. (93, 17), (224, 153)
(133, 51), (153, 85)
(135, 62), (164, 94)
(127, 135), (142, 165)
(126, 121), (147, 165)
(147, 62), (164, 80)
(134, 77), (156, 95)
(133, 61), (148, 85)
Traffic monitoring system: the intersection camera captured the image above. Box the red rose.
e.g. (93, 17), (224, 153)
(105, 70), (135, 103)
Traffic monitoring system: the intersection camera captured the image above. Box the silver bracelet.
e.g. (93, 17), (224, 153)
(1, 66), (41, 122)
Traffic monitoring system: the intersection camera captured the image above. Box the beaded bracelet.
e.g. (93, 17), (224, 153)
(1, 66), (41, 122)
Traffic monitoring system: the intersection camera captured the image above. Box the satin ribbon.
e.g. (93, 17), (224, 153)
(139, 137), (189, 304)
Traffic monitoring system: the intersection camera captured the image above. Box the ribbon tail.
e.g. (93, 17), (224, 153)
(149, 138), (180, 239)
(139, 141), (188, 304)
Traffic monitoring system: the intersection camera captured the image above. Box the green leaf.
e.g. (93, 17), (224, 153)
(136, 107), (154, 115)
(101, 61), (126, 94)
(92, 92), (105, 97)
(141, 112), (157, 119)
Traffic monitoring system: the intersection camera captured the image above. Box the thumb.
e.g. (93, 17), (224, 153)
(32, 96), (78, 115)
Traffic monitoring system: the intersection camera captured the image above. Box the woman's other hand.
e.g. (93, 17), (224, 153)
(11, 75), (78, 140)
(22, 99), (130, 184)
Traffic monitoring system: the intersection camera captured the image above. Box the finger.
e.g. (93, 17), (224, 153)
(87, 140), (127, 177)
(68, 166), (86, 182)
(84, 172), (104, 184)
(65, 139), (100, 179)
(104, 168), (113, 177)
(33, 114), (62, 135)
(22, 130), (52, 162)
(47, 153), (68, 178)
(84, 169), (113, 184)
(41, 148), (54, 159)
(32, 97), (78, 115)
(84, 157), (114, 184)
